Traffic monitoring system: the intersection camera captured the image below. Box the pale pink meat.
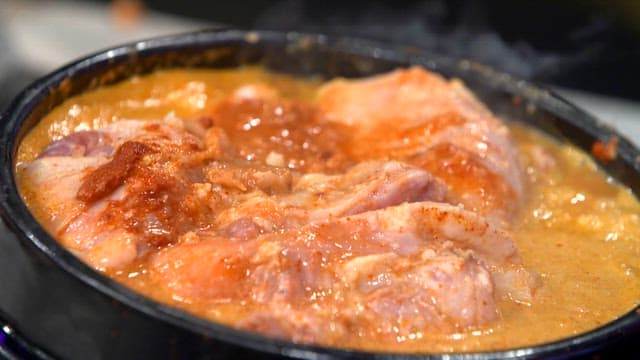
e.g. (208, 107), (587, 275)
(350, 249), (497, 335)
(317, 67), (523, 219)
(151, 200), (522, 343)
(213, 160), (448, 236)
(237, 309), (345, 344)
(38, 131), (113, 158)
(21, 71), (536, 345)
(292, 161), (448, 220)
(20, 156), (107, 232)
(22, 119), (203, 270)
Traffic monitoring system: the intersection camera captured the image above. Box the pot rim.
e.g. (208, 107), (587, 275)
(1, 28), (639, 359)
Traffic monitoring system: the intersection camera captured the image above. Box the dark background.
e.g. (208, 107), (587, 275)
(1, 0), (639, 112)
(138, 0), (640, 100)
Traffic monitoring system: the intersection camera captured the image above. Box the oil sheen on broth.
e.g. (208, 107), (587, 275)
(16, 67), (640, 353)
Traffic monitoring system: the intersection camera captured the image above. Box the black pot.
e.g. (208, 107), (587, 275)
(1, 29), (640, 360)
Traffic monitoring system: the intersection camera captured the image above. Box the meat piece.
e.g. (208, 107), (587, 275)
(202, 127), (233, 155)
(292, 161), (448, 221)
(317, 68), (508, 152)
(346, 202), (535, 302)
(38, 131), (113, 158)
(54, 185), (139, 271)
(94, 119), (203, 152)
(529, 145), (557, 171)
(317, 67), (522, 219)
(214, 194), (306, 239)
(22, 119), (207, 270)
(209, 97), (352, 173)
(222, 217), (263, 241)
(21, 73), (537, 346)
(38, 119), (201, 162)
(150, 200), (532, 344)
(205, 162), (293, 194)
(77, 141), (152, 203)
(213, 161), (448, 238)
(19, 156), (108, 232)
(149, 214), (391, 305)
(151, 238), (255, 299)
(343, 201), (519, 265)
(237, 308), (345, 344)
(412, 251), (496, 327)
(82, 229), (138, 270)
(344, 249), (497, 336)
(411, 143), (517, 221)
(253, 201), (534, 305)
(232, 83), (279, 102)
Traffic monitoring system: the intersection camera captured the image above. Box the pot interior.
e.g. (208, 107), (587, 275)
(4, 29), (640, 359)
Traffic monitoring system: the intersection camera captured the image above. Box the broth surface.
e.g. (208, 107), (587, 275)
(16, 67), (640, 353)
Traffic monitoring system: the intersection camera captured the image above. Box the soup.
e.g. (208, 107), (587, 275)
(15, 67), (640, 353)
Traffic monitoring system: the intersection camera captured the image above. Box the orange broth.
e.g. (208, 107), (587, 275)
(16, 67), (640, 352)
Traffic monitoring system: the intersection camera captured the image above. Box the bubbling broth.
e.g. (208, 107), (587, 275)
(16, 67), (640, 353)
